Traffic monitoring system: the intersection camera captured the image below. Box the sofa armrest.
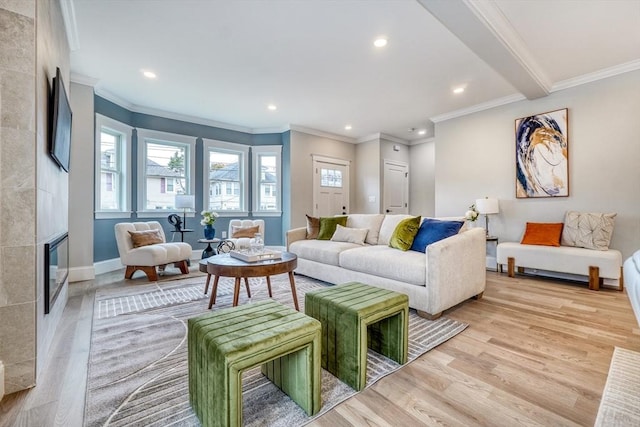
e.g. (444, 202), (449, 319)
(286, 227), (307, 251)
(425, 227), (486, 314)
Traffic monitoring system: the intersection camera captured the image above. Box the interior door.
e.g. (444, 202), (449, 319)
(312, 156), (350, 217)
(383, 160), (409, 214)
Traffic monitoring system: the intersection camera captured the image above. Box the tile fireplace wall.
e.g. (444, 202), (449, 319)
(0, 0), (70, 394)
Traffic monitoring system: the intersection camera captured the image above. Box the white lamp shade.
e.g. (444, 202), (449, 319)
(175, 194), (195, 209)
(475, 198), (499, 214)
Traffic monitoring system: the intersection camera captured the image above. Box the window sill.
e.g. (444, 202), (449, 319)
(136, 211), (196, 219)
(251, 211), (282, 217)
(95, 211), (133, 220)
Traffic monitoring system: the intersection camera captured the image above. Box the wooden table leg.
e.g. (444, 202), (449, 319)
(208, 275), (220, 309)
(288, 271), (300, 311)
(233, 277), (241, 306)
(244, 277), (251, 298)
(266, 276), (273, 297)
(204, 273), (211, 294)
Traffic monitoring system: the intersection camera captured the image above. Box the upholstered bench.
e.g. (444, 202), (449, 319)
(305, 282), (409, 391)
(188, 300), (321, 427)
(497, 242), (623, 291)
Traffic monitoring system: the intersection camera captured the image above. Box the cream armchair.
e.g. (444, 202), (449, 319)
(115, 221), (192, 281)
(227, 219), (265, 249)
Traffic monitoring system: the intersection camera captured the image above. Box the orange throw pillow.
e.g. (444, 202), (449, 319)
(520, 222), (563, 246)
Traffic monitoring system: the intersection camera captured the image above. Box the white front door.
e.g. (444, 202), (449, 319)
(383, 160), (409, 214)
(312, 156), (350, 217)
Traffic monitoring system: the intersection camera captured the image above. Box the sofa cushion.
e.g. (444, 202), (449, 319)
(378, 214), (413, 246)
(306, 214), (320, 239)
(389, 216), (421, 251)
(330, 224), (368, 245)
(317, 216), (348, 240)
(520, 222), (563, 247)
(290, 239), (361, 266)
(410, 218), (464, 253)
(346, 214), (384, 245)
(339, 245), (426, 286)
(128, 229), (163, 248)
(561, 211), (616, 250)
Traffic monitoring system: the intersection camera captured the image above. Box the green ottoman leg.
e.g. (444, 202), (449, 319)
(261, 338), (322, 416)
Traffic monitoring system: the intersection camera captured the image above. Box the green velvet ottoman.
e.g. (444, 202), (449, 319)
(188, 300), (322, 427)
(305, 282), (409, 391)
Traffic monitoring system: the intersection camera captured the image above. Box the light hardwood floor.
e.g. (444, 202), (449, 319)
(2, 269), (639, 426)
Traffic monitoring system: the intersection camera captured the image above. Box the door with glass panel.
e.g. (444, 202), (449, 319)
(312, 156), (350, 217)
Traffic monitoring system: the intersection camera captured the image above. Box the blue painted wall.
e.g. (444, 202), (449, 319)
(94, 95), (287, 262)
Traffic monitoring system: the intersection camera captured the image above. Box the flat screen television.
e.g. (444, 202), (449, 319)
(49, 67), (72, 172)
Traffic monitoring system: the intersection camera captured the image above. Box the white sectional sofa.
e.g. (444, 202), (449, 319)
(497, 242), (623, 290)
(286, 214), (487, 318)
(623, 250), (640, 326)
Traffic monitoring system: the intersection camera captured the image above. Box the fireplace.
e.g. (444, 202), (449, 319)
(44, 232), (68, 314)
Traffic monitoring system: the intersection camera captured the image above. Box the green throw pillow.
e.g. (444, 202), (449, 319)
(317, 216), (348, 240)
(389, 216), (421, 251)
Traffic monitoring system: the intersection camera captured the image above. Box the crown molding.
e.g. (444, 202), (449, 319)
(464, 0), (551, 94)
(70, 72), (99, 87)
(59, 0), (80, 51)
(551, 59), (640, 93)
(357, 133), (381, 144)
(94, 88), (257, 133)
(430, 93), (525, 123)
(94, 87), (136, 110)
(289, 125), (356, 144)
(408, 136), (435, 146)
(379, 133), (410, 145)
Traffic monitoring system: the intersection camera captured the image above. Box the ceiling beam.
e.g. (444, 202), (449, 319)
(417, 0), (550, 99)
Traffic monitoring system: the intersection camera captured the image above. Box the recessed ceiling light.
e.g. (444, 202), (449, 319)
(418, 129), (427, 135)
(345, 125), (352, 130)
(373, 37), (388, 48)
(142, 70), (157, 79)
(453, 87), (465, 94)
(267, 104), (277, 111)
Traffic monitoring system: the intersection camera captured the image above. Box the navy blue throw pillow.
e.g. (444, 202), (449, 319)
(410, 218), (464, 253)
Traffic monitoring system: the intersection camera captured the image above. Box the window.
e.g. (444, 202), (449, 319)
(137, 129), (196, 216)
(95, 114), (132, 218)
(203, 139), (249, 215)
(320, 168), (343, 187)
(252, 145), (282, 215)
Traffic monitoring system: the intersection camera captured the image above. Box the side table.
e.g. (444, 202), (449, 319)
(198, 238), (221, 259)
(486, 236), (498, 271)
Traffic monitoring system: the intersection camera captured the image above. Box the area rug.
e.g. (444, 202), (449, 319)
(595, 346), (640, 426)
(84, 274), (468, 427)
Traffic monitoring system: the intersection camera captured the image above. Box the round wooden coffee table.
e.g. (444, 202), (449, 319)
(205, 252), (299, 311)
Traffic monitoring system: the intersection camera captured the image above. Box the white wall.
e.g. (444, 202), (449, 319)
(354, 140), (380, 213)
(289, 130), (356, 228)
(69, 82), (95, 281)
(434, 70), (640, 259)
(409, 139), (435, 217)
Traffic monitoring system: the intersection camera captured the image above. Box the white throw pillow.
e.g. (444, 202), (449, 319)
(561, 211), (616, 250)
(378, 214), (413, 246)
(330, 224), (368, 245)
(346, 214), (384, 245)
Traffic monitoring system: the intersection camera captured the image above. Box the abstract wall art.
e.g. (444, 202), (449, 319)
(515, 108), (569, 198)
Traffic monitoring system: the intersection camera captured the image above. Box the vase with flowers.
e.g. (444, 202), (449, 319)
(200, 210), (219, 240)
(464, 203), (479, 227)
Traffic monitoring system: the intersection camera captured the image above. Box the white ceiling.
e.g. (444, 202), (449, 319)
(68, 0), (640, 143)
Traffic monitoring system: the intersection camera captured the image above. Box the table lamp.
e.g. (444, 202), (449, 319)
(175, 194), (195, 231)
(475, 197), (499, 237)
